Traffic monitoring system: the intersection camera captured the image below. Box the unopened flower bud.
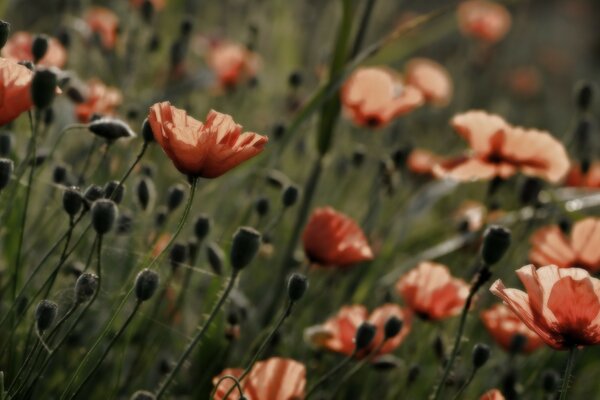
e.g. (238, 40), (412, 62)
(255, 197), (270, 216)
(519, 177), (543, 206)
(384, 316), (403, 339)
(52, 164), (68, 184)
(266, 169), (288, 188)
(575, 81), (594, 112)
(136, 177), (155, 211)
(74, 272), (98, 303)
(558, 216), (571, 234)
(91, 199), (118, 235)
(134, 269), (159, 301)
(354, 322), (376, 350)
(0, 158), (13, 191)
(472, 343), (490, 369)
(130, 390), (156, 400)
(140, 0), (155, 23)
(180, 18), (193, 36)
(480, 225), (511, 265)
(206, 242), (224, 275)
(230, 227), (261, 270)
(167, 184), (185, 212)
(32, 34), (49, 63)
(169, 242), (187, 271)
(0, 20), (10, 50)
(187, 239), (199, 262)
(0, 132), (13, 156)
(509, 333), (527, 354)
(373, 354), (402, 371)
(56, 28), (70, 48)
(104, 180), (125, 204)
(117, 212), (133, 235)
(63, 186), (83, 217)
(272, 123), (285, 140)
(155, 206), (167, 227)
(31, 69), (57, 109)
(282, 185), (299, 207)
(288, 71), (303, 88)
(352, 145), (366, 167)
(287, 273), (308, 302)
(88, 118), (136, 142)
(541, 369), (560, 393)
(141, 118), (155, 143)
(35, 300), (57, 332)
(84, 184), (104, 204)
(407, 364), (420, 386)
(194, 214), (211, 240)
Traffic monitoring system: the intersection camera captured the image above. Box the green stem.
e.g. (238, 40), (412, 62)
(305, 349), (357, 399)
(210, 375), (244, 399)
(559, 348), (577, 400)
(451, 368), (476, 400)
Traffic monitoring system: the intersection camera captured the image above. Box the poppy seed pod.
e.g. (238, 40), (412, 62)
(0, 20), (10, 49)
(384, 316), (403, 339)
(0, 158), (14, 191)
(52, 164), (68, 184)
(31, 69), (57, 109)
(155, 206), (168, 227)
(194, 214), (211, 240)
(136, 177), (155, 211)
(272, 123), (285, 140)
(480, 225), (511, 265)
(230, 227), (262, 270)
(130, 390), (156, 400)
(35, 300), (58, 332)
(91, 199), (118, 235)
(472, 343), (490, 369)
(117, 212), (133, 235)
(32, 34), (49, 63)
(180, 18), (193, 36)
(0, 132), (13, 156)
(62, 186), (83, 217)
(84, 184), (104, 205)
(541, 369), (560, 393)
(169, 242), (187, 271)
(167, 184), (185, 212)
(287, 273), (308, 302)
(282, 185), (299, 207)
(255, 197), (270, 216)
(206, 242), (224, 276)
(187, 239), (199, 262)
(74, 272), (98, 303)
(104, 180), (125, 204)
(88, 118), (136, 142)
(407, 364), (420, 386)
(134, 269), (159, 301)
(575, 81), (594, 112)
(288, 70), (303, 88)
(141, 118), (154, 143)
(354, 322), (377, 350)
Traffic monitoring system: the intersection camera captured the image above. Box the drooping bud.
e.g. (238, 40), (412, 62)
(384, 316), (403, 339)
(354, 322), (376, 350)
(194, 214), (211, 240)
(74, 272), (98, 303)
(63, 186), (83, 217)
(206, 242), (224, 276)
(134, 269), (159, 301)
(32, 34), (49, 63)
(91, 199), (118, 235)
(230, 227), (261, 270)
(88, 118), (136, 142)
(282, 185), (299, 207)
(480, 225), (511, 265)
(136, 176), (155, 211)
(0, 158), (14, 191)
(472, 343), (490, 369)
(167, 184), (185, 212)
(287, 273), (308, 302)
(0, 20), (10, 50)
(35, 300), (58, 332)
(103, 180), (125, 204)
(31, 69), (57, 109)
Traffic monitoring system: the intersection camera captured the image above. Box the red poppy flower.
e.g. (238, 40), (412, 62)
(130, 0), (166, 11)
(207, 41), (261, 88)
(457, 0), (512, 44)
(212, 357), (306, 400)
(75, 79), (123, 122)
(507, 66), (542, 98)
(396, 261), (469, 321)
(481, 303), (544, 353)
(529, 218), (600, 272)
(434, 111), (570, 183)
(302, 207), (373, 267)
(405, 58), (453, 106)
(86, 7), (120, 49)
(0, 58), (33, 126)
(480, 389), (505, 400)
(305, 304), (411, 358)
(1, 32), (67, 68)
(148, 102), (268, 178)
(566, 162), (600, 189)
(491, 264), (600, 350)
(340, 67), (424, 128)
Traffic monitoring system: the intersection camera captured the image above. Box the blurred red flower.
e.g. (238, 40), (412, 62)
(86, 7), (120, 49)
(480, 389), (505, 400)
(435, 111), (570, 183)
(457, 0), (511, 43)
(305, 304), (411, 358)
(566, 162), (600, 189)
(2, 32), (67, 68)
(212, 357), (306, 400)
(341, 67), (423, 128)
(491, 264), (600, 350)
(529, 218), (600, 272)
(405, 58), (453, 106)
(481, 303), (544, 353)
(0, 58), (33, 126)
(302, 207), (373, 267)
(75, 79), (123, 122)
(207, 41), (261, 88)
(148, 102), (268, 178)
(396, 261), (469, 321)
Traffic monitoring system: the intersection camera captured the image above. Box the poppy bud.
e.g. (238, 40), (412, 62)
(352, 145), (366, 167)
(140, 0), (155, 23)
(84, 184), (104, 205)
(373, 354), (402, 371)
(147, 34), (160, 52)
(266, 169), (288, 188)
(0, 20), (10, 50)
(35, 300), (58, 332)
(255, 197), (270, 216)
(18, 60), (34, 70)
(194, 214), (211, 240)
(180, 18), (193, 36)
(136, 177), (155, 211)
(433, 335), (445, 361)
(155, 206), (168, 228)
(141, 118), (155, 143)
(31, 69), (57, 109)
(230, 227), (261, 270)
(287, 273), (308, 302)
(91, 199), (118, 235)
(134, 269), (159, 301)
(206, 242), (224, 275)
(88, 118), (136, 142)
(558, 216), (571, 234)
(472, 343), (490, 369)
(0, 132), (13, 156)
(384, 316), (403, 339)
(167, 184), (185, 212)
(541, 369), (560, 393)
(117, 212), (133, 235)
(29, 149), (49, 167)
(407, 364), (420, 386)
(130, 390), (156, 400)
(74, 272), (98, 303)
(272, 123), (285, 140)
(480, 225), (511, 265)
(519, 177), (542, 206)
(187, 239), (199, 262)
(575, 81), (594, 112)
(53, 164), (68, 184)
(170, 40), (186, 68)
(288, 71), (303, 88)
(391, 146), (412, 169)
(104, 180), (125, 204)
(509, 333), (527, 354)
(354, 322), (376, 350)
(63, 186), (83, 217)
(169, 242), (187, 271)
(282, 185), (299, 207)
(32, 34), (49, 63)
(56, 28), (70, 48)
(141, 164), (155, 177)
(0, 158), (14, 191)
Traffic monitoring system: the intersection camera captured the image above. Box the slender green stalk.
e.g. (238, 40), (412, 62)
(77, 137), (98, 185)
(451, 369), (476, 400)
(210, 375), (244, 399)
(559, 348), (577, 400)
(305, 350), (357, 399)
(155, 269), (240, 399)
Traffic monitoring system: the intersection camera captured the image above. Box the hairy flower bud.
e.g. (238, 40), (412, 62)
(230, 227), (261, 270)
(74, 272), (99, 303)
(91, 199), (118, 235)
(136, 177), (155, 211)
(282, 185), (299, 207)
(31, 69), (57, 109)
(35, 300), (58, 332)
(354, 322), (376, 350)
(63, 186), (83, 217)
(287, 273), (308, 302)
(167, 184), (186, 212)
(481, 225), (511, 265)
(194, 214), (211, 240)
(103, 180), (125, 204)
(472, 343), (490, 369)
(206, 242), (224, 276)
(384, 316), (403, 339)
(141, 117), (155, 143)
(32, 34), (49, 63)
(88, 118), (136, 142)
(0, 20), (10, 50)
(134, 269), (159, 301)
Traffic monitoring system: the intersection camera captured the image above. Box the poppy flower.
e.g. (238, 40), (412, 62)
(212, 357), (306, 400)
(148, 102), (268, 178)
(506, 66), (542, 98)
(340, 67), (424, 128)
(457, 0), (512, 44)
(490, 264), (600, 350)
(396, 261), (469, 321)
(480, 389), (505, 400)
(130, 0), (166, 11)
(434, 111), (570, 183)
(405, 58), (453, 106)
(529, 218), (600, 272)
(305, 304), (411, 358)
(565, 162), (600, 189)
(481, 303), (544, 353)
(86, 7), (120, 49)
(0, 58), (33, 126)
(75, 79), (123, 122)
(207, 41), (261, 88)
(302, 207), (373, 267)
(1, 32), (67, 68)
(454, 200), (487, 232)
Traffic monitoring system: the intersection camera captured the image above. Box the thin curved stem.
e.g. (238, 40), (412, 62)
(210, 375), (244, 399)
(451, 368), (477, 400)
(305, 349), (357, 399)
(559, 348), (577, 400)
